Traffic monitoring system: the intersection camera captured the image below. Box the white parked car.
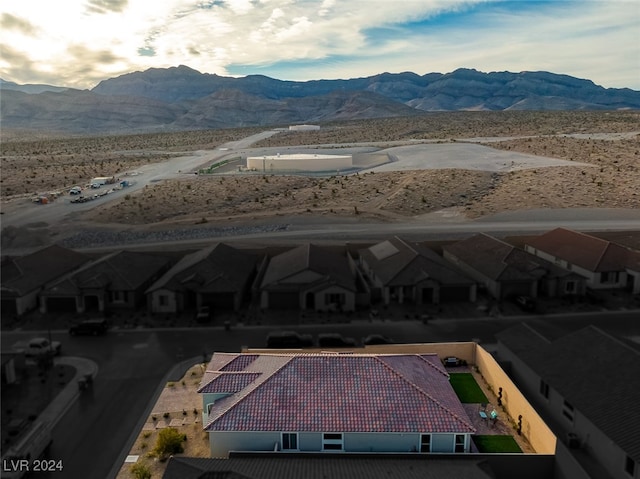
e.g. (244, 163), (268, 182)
(25, 337), (62, 357)
(69, 186), (82, 195)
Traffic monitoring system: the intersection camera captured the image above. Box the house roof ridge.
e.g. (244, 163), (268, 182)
(374, 356), (476, 433)
(204, 355), (294, 430)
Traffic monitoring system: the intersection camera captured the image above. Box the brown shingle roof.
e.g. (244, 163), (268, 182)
(260, 244), (356, 292)
(360, 237), (474, 287)
(1, 244), (88, 295)
(443, 234), (567, 282)
(146, 244), (257, 293)
(497, 324), (640, 462)
(163, 455), (498, 479)
(527, 228), (640, 272)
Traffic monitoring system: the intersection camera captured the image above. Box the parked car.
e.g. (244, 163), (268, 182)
(69, 186), (82, 195)
(514, 295), (536, 312)
(362, 334), (395, 345)
(25, 338), (61, 357)
(195, 306), (213, 323)
(318, 333), (357, 348)
(69, 318), (108, 336)
(266, 331), (313, 349)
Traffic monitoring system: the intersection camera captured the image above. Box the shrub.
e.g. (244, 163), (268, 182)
(153, 427), (186, 459)
(130, 462), (152, 479)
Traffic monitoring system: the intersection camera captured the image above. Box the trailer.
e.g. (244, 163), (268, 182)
(90, 176), (116, 186)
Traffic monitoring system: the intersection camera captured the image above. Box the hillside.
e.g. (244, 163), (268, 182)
(1, 67), (638, 135)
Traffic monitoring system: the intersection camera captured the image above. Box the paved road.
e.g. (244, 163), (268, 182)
(1, 131), (280, 229)
(3, 310), (639, 479)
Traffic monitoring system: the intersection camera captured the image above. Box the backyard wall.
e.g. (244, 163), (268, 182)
(474, 345), (557, 455)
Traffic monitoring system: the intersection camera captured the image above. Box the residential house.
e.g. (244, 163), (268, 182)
(40, 250), (170, 313)
(162, 455), (509, 479)
(525, 228), (640, 294)
(0, 244), (88, 317)
(443, 234), (585, 300)
(198, 352), (476, 458)
(496, 324), (640, 479)
(146, 243), (259, 314)
(258, 244), (358, 311)
(359, 237), (476, 305)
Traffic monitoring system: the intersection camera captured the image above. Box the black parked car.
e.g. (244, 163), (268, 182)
(266, 331), (314, 349)
(318, 333), (357, 348)
(69, 318), (108, 336)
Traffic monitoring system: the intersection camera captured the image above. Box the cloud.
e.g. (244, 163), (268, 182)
(0, 13), (38, 35)
(85, 0), (129, 14)
(0, 0), (638, 89)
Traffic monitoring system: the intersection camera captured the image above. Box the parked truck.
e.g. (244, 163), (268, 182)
(90, 176), (116, 187)
(1, 421), (53, 478)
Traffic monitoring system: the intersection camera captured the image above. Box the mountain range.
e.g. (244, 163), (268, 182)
(1, 66), (639, 134)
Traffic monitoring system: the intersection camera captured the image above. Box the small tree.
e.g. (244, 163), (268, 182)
(130, 461), (151, 479)
(153, 427), (186, 460)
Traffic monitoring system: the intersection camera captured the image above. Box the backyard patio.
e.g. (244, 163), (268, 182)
(447, 367), (535, 454)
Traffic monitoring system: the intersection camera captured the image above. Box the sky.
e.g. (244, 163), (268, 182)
(1, 0), (638, 90)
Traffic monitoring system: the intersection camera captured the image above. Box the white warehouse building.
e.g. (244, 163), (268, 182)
(289, 124), (320, 131)
(246, 153), (353, 173)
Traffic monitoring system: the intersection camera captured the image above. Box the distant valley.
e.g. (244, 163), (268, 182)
(1, 66), (639, 135)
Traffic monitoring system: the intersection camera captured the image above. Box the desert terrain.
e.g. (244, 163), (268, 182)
(1, 111), (639, 249)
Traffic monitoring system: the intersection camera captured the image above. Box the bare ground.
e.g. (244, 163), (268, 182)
(2, 111), (639, 230)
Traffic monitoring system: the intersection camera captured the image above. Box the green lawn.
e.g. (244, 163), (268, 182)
(473, 435), (523, 453)
(448, 373), (489, 403)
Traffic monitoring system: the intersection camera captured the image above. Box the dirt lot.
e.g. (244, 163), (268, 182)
(1, 111), (638, 229)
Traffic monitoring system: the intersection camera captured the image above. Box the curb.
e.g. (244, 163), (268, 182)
(40, 356), (99, 429)
(106, 356), (203, 479)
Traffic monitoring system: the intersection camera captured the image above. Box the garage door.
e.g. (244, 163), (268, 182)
(45, 297), (77, 313)
(440, 286), (471, 302)
(268, 292), (299, 309)
(201, 293), (236, 310)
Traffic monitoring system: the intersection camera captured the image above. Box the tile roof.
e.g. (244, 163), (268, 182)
(163, 455), (498, 479)
(360, 237), (474, 286)
(1, 244), (88, 295)
(526, 227), (640, 272)
(203, 353), (475, 435)
(443, 234), (570, 282)
(146, 243), (257, 293)
(497, 324), (640, 462)
(199, 373), (262, 394)
(260, 244), (356, 292)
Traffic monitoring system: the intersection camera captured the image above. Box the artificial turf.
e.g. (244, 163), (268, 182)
(473, 435), (523, 453)
(448, 373), (489, 403)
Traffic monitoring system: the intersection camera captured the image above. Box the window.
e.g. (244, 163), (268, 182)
(159, 295), (168, 306)
(562, 400), (575, 423)
(325, 293), (345, 305)
(565, 281), (576, 294)
(207, 403), (214, 415)
(282, 433), (298, 450)
(601, 271), (619, 284)
(322, 433), (343, 451)
(112, 291), (128, 303)
(539, 380), (550, 399)
(625, 455), (636, 476)
(420, 434), (431, 453)
(455, 434), (465, 453)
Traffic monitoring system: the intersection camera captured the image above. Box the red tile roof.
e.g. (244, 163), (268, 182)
(203, 353), (475, 434)
(527, 228), (640, 272)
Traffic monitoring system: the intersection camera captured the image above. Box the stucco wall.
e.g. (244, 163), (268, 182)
(247, 154), (352, 172)
(149, 289), (178, 313)
(476, 346), (556, 455)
